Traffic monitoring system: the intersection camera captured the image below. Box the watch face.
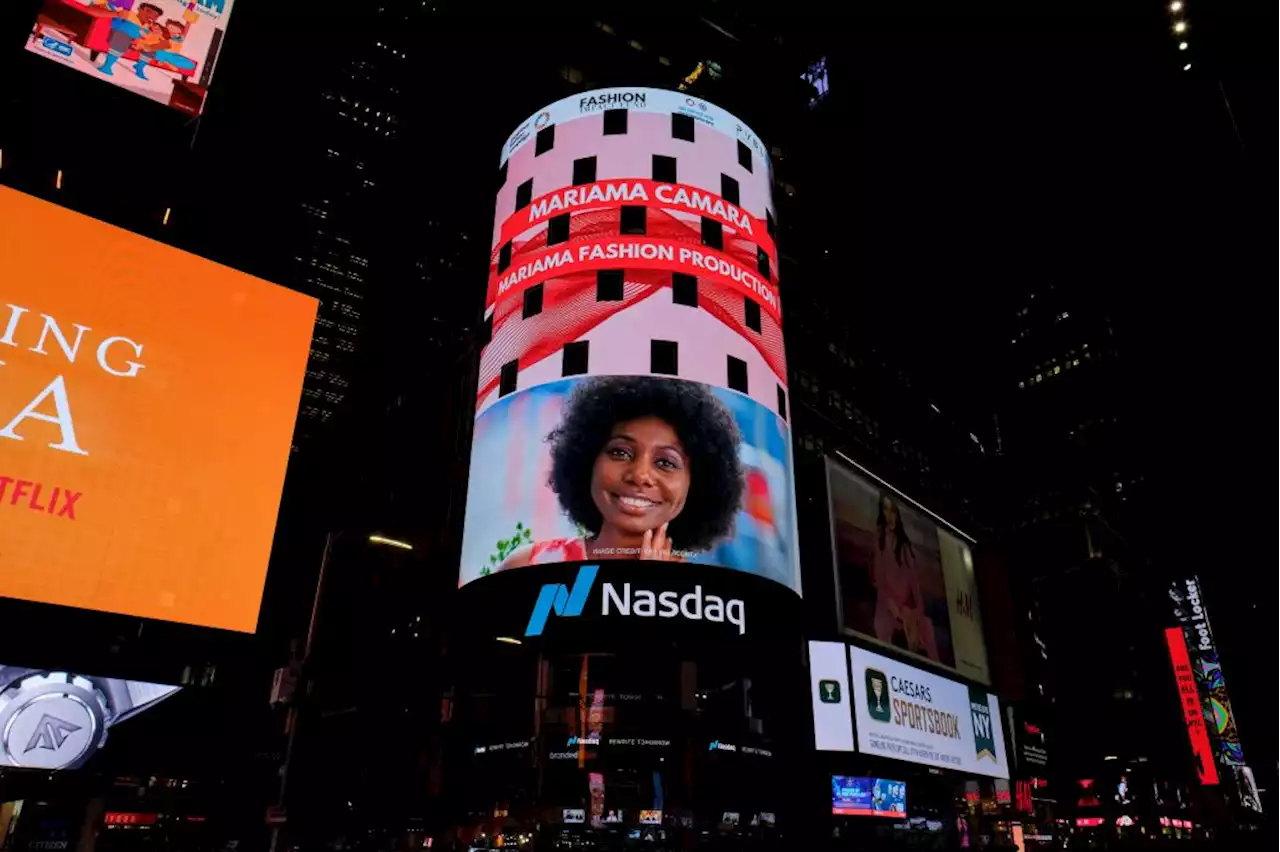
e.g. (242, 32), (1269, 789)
(0, 673), (106, 770)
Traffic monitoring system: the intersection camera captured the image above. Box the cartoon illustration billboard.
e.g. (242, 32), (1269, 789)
(26, 0), (236, 116)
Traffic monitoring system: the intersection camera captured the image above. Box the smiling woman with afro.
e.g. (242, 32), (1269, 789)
(500, 376), (745, 567)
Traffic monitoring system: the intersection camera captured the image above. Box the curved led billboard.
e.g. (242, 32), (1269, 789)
(461, 88), (799, 602)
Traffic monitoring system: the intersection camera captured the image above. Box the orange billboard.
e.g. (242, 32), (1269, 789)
(0, 187), (316, 632)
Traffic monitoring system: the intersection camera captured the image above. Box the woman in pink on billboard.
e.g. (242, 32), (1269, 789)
(872, 496), (941, 660)
(501, 376), (744, 568)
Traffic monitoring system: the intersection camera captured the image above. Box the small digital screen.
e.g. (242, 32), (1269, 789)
(603, 810), (624, 824)
(638, 810), (662, 825)
(721, 812), (740, 826)
(563, 809), (585, 824)
(832, 776), (907, 817)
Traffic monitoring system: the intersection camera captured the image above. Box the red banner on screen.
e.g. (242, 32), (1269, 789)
(832, 806), (905, 817)
(498, 179), (775, 257)
(104, 813), (158, 826)
(1165, 627), (1219, 785)
(487, 236), (780, 321)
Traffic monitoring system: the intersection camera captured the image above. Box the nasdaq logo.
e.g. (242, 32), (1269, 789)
(40, 37), (73, 58)
(524, 564), (746, 636)
(524, 565), (598, 636)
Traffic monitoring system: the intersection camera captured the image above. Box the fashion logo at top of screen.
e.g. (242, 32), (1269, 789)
(677, 97), (716, 127)
(579, 90), (648, 113)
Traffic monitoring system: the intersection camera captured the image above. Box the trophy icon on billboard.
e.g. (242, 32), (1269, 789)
(819, 679), (842, 703)
(866, 668), (891, 722)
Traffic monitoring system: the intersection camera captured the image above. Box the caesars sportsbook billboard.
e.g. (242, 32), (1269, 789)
(459, 88), (798, 640)
(27, 0), (236, 117)
(0, 186), (316, 632)
(808, 640), (1009, 779)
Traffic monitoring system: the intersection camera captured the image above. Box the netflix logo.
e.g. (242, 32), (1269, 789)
(0, 476), (80, 520)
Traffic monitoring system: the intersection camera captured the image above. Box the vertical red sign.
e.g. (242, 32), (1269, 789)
(1164, 627), (1219, 785)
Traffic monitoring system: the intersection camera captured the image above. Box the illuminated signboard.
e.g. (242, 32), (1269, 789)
(827, 460), (990, 683)
(1169, 577), (1245, 767)
(832, 776), (907, 817)
(849, 645), (1009, 779)
(0, 186), (316, 632)
(461, 88), (797, 608)
(26, 0), (236, 116)
(1164, 627), (1219, 785)
(0, 665), (179, 770)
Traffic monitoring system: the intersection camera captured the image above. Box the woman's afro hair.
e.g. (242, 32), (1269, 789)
(546, 376), (744, 551)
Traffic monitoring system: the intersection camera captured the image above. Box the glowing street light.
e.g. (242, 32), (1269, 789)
(1178, 41), (1188, 50)
(1173, 21), (1187, 33)
(368, 533), (413, 550)
(1169, 1), (1183, 11)
(1182, 63), (1192, 71)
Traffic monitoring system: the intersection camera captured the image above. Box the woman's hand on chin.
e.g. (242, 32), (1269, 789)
(640, 523), (677, 561)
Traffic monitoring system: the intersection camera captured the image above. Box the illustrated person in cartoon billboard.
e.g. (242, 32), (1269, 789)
(501, 376), (744, 568)
(92, 0), (162, 77)
(91, 1), (199, 80)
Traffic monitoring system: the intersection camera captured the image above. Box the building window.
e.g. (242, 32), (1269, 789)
(499, 359), (519, 397)
(535, 125), (555, 156)
(757, 247), (771, 281)
(480, 313), (493, 346)
(515, 178), (534, 211)
(603, 108), (628, 135)
(720, 174), (740, 206)
(737, 140), (753, 172)
(672, 113), (695, 142)
(562, 340), (589, 376)
(560, 65), (584, 84)
(547, 213), (571, 245)
(498, 240), (512, 273)
(597, 269), (624, 301)
(573, 156), (597, 186)
(700, 217), (723, 250)
(498, 161), (507, 189)
(672, 272), (697, 306)
(653, 154), (677, 183)
(727, 356), (748, 393)
(744, 298), (762, 333)
(620, 206), (647, 235)
(522, 283), (544, 319)
(777, 385), (788, 420)
(651, 340), (679, 375)
(766, 209), (776, 239)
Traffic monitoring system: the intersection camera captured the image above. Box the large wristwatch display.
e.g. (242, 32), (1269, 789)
(0, 667), (180, 770)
